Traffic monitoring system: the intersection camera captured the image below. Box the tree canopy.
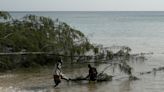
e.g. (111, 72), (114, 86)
(0, 11), (94, 70)
(0, 11), (139, 80)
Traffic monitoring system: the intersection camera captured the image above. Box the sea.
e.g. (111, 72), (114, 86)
(10, 11), (164, 54)
(1, 11), (163, 92)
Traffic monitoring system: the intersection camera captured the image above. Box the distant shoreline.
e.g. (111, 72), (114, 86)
(8, 11), (164, 13)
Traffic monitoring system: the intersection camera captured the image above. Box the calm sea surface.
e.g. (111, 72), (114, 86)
(0, 11), (164, 92)
(10, 11), (164, 53)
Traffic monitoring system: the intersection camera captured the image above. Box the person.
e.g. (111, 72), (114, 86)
(53, 58), (69, 87)
(86, 64), (98, 81)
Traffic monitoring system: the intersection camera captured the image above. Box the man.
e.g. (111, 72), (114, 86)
(53, 58), (68, 87)
(86, 64), (98, 81)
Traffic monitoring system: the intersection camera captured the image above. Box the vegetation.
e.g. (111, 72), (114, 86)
(0, 11), (141, 80)
(0, 11), (94, 71)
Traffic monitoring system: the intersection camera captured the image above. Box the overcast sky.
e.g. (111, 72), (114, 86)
(1, 0), (164, 11)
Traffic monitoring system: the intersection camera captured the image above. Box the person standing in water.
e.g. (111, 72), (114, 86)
(86, 64), (98, 81)
(53, 57), (69, 87)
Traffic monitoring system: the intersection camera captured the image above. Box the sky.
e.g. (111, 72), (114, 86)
(0, 0), (164, 11)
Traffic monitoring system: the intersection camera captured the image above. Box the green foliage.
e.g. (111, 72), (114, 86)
(0, 11), (136, 79)
(0, 11), (11, 20)
(118, 61), (132, 75)
(106, 50), (113, 60)
(0, 11), (94, 70)
(94, 47), (99, 54)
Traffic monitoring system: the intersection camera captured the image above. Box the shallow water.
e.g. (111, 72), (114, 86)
(0, 54), (164, 92)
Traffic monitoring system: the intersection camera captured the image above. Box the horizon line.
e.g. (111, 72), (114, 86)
(6, 10), (164, 12)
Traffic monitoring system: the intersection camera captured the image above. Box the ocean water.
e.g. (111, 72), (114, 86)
(1, 11), (164, 92)
(10, 11), (164, 53)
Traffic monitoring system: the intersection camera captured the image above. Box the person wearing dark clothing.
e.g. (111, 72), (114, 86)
(86, 64), (98, 81)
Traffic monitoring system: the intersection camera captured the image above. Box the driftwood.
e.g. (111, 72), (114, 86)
(140, 66), (164, 75)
